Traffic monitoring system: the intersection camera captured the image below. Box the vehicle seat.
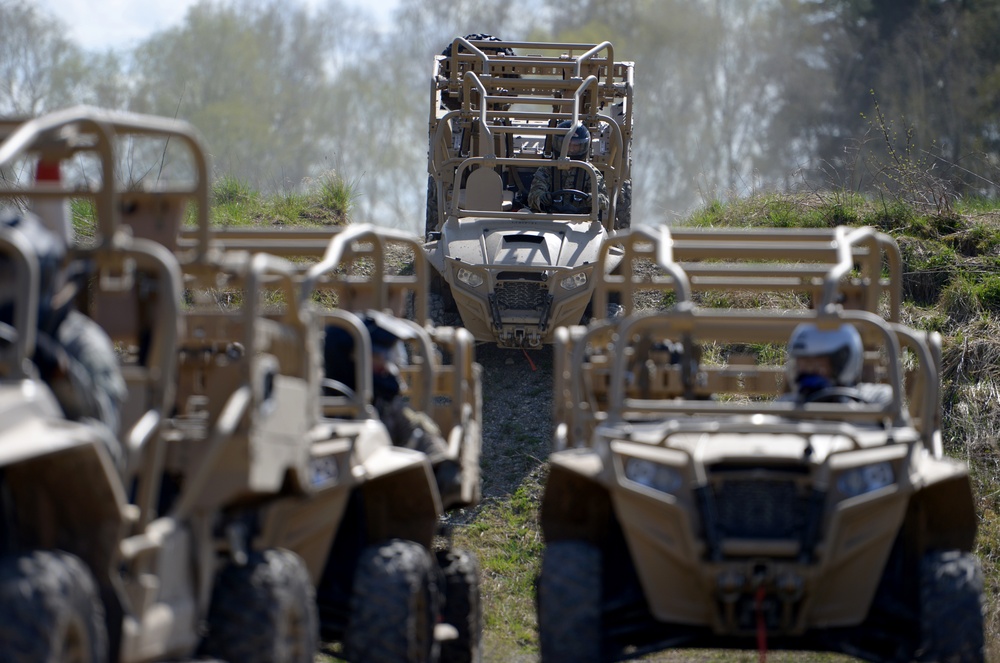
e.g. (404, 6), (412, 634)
(463, 167), (505, 211)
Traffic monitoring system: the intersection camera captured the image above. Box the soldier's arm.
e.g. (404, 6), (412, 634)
(527, 167), (552, 211)
(596, 173), (610, 213)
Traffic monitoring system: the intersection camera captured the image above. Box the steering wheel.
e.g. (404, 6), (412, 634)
(0, 321), (15, 347)
(802, 387), (869, 404)
(321, 377), (356, 400)
(549, 188), (591, 214)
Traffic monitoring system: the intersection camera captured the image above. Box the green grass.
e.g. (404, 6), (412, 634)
(207, 172), (352, 227)
(454, 473), (547, 656)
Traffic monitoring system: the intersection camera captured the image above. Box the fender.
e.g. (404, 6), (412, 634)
(541, 448), (612, 544)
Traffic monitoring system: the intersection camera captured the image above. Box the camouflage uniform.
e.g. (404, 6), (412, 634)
(527, 164), (610, 216)
(375, 393), (449, 465)
(373, 365), (463, 507)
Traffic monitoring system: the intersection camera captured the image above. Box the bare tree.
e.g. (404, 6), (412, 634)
(0, 0), (86, 116)
(129, 0), (343, 191)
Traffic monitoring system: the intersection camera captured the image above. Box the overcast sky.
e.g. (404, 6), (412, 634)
(34, 0), (400, 52)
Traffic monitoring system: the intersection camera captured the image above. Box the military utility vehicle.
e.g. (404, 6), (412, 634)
(0, 106), (321, 662)
(539, 225), (983, 662)
(1, 106), (485, 663)
(423, 37), (633, 347)
(177, 220), (485, 661)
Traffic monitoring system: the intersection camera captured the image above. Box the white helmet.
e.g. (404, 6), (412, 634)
(787, 323), (863, 393)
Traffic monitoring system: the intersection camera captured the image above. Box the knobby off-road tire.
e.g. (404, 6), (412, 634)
(614, 178), (631, 231)
(537, 540), (602, 663)
(345, 539), (439, 663)
(199, 548), (318, 663)
(0, 550), (108, 663)
(436, 548), (483, 663)
(917, 550), (985, 662)
(426, 176), (439, 240)
(429, 274), (460, 327)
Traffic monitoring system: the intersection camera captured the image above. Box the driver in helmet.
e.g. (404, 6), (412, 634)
(324, 312), (463, 507)
(784, 322), (890, 405)
(527, 120), (609, 216)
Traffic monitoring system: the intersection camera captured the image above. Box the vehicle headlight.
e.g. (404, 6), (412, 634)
(309, 455), (340, 488)
(559, 272), (588, 291)
(623, 457), (684, 494)
(837, 462), (894, 498)
(456, 267), (484, 288)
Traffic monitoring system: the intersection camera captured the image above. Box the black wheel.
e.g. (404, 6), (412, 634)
(436, 549), (482, 663)
(537, 541), (602, 663)
(0, 550), (108, 663)
(429, 270), (460, 326)
(345, 539), (439, 663)
(917, 550), (984, 662)
(614, 178), (632, 230)
(426, 176), (439, 240)
(199, 548), (318, 663)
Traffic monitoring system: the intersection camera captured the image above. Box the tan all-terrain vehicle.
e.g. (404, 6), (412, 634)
(0, 106), (331, 662)
(539, 225), (983, 662)
(176, 220), (485, 660)
(2, 106), (485, 663)
(422, 37), (633, 348)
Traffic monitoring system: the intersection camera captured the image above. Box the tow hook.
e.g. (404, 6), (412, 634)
(717, 570), (745, 629)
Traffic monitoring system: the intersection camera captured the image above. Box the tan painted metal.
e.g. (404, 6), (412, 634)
(0, 106), (482, 658)
(423, 39), (634, 347)
(543, 224), (975, 638)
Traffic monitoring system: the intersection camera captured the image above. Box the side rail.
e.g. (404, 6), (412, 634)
(555, 308), (940, 450)
(177, 226), (335, 260)
(891, 324), (944, 457)
(429, 108), (625, 222)
(428, 38), (633, 233)
(78, 235), (184, 530)
(0, 105), (211, 259)
(553, 321), (618, 450)
(435, 39), (627, 111)
(316, 308), (376, 420)
(591, 225), (903, 320)
(304, 223), (431, 326)
(400, 320), (482, 507)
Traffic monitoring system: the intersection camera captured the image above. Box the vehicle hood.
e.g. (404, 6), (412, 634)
(426, 217), (622, 274)
(614, 417), (916, 466)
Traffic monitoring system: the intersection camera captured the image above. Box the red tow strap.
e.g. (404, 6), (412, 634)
(756, 585), (768, 663)
(521, 346), (537, 371)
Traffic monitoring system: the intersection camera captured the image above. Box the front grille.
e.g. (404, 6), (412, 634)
(496, 271), (545, 282)
(495, 281), (549, 311)
(711, 479), (807, 539)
